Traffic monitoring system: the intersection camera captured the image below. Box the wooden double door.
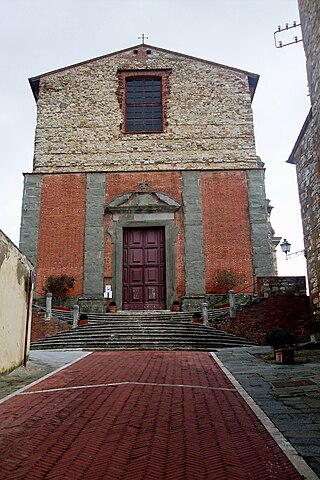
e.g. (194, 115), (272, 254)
(122, 227), (166, 310)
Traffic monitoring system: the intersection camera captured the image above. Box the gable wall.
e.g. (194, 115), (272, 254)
(33, 46), (259, 173)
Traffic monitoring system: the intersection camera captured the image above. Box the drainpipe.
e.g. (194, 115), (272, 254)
(23, 271), (34, 367)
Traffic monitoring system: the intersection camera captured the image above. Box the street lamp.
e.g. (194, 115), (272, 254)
(280, 238), (291, 259)
(280, 238), (307, 260)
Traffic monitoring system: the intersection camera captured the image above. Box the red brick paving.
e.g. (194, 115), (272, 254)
(0, 352), (303, 479)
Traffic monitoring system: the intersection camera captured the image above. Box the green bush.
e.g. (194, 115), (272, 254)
(265, 328), (296, 348)
(43, 274), (75, 295)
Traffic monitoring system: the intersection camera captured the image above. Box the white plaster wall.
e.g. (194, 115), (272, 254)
(0, 231), (33, 373)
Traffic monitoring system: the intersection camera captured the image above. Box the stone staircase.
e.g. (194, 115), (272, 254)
(31, 310), (254, 351)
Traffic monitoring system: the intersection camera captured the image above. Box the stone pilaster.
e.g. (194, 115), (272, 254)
(246, 170), (273, 281)
(19, 174), (43, 268)
(182, 171), (205, 307)
(83, 173), (106, 299)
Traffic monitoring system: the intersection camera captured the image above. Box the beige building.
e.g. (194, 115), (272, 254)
(0, 230), (34, 373)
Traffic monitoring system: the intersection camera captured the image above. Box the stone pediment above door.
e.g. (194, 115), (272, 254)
(106, 191), (180, 214)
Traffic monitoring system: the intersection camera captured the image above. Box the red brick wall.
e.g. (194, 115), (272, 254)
(201, 171), (253, 293)
(31, 309), (72, 342)
(36, 174), (86, 296)
(105, 172), (185, 298)
(214, 296), (310, 344)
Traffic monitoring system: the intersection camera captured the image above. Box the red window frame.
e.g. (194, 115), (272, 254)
(117, 69), (171, 135)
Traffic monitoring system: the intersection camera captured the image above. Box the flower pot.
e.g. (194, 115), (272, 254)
(79, 314), (88, 326)
(192, 313), (202, 324)
(275, 348), (295, 364)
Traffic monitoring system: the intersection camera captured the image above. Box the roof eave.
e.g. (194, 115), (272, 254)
(29, 77), (40, 101)
(28, 43), (259, 101)
(287, 108), (312, 164)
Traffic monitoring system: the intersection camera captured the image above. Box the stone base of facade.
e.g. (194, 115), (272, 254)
(34, 295), (106, 314)
(78, 297), (106, 314)
(181, 296), (206, 312)
(34, 296), (80, 309)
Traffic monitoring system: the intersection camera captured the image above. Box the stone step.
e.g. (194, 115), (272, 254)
(31, 339), (250, 350)
(32, 333), (249, 344)
(31, 310), (251, 351)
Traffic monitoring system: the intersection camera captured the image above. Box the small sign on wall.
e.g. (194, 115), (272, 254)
(104, 285), (113, 298)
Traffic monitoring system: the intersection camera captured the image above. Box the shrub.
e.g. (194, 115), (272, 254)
(213, 269), (245, 293)
(43, 274), (75, 295)
(265, 328), (296, 348)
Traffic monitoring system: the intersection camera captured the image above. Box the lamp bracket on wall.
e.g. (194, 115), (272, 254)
(274, 21), (302, 48)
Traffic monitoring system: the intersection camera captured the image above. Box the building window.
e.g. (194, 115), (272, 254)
(125, 77), (162, 132)
(117, 69), (171, 134)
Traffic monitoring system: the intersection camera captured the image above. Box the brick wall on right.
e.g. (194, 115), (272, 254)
(214, 295), (310, 345)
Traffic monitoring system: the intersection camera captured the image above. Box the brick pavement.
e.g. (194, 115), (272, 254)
(0, 351), (306, 479)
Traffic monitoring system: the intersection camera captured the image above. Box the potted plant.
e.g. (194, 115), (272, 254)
(171, 300), (180, 312)
(265, 328), (296, 364)
(192, 312), (202, 324)
(108, 301), (117, 313)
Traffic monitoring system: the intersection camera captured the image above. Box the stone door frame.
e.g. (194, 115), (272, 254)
(107, 191), (180, 310)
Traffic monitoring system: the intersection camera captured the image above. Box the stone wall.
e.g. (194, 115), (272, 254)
(32, 45), (260, 173)
(257, 276), (307, 297)
(295, 119), (320, 315)
(296, 1), (320, 319)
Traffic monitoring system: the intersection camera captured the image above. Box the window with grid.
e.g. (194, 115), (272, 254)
(125, 77), (162, 132)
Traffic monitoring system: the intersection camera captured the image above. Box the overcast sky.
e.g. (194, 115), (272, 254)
(0, 0), (310, 278)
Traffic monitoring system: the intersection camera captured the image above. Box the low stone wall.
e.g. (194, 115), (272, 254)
(257, 276), (306, 297)
(213, 295), (311, 345)
(31, 309), (72, 342)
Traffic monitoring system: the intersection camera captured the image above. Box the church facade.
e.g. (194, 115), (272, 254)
(20, 44), (274, 311)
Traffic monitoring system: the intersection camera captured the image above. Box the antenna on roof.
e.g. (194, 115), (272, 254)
(138, 34), (148, 44)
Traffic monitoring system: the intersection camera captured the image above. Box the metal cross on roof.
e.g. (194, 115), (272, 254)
(138, 34), (148, 44)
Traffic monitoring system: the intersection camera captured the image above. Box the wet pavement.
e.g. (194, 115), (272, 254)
(0, 350), (88, 402)
(0, 348), (319, 479)
(214, 346), (320, 479)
